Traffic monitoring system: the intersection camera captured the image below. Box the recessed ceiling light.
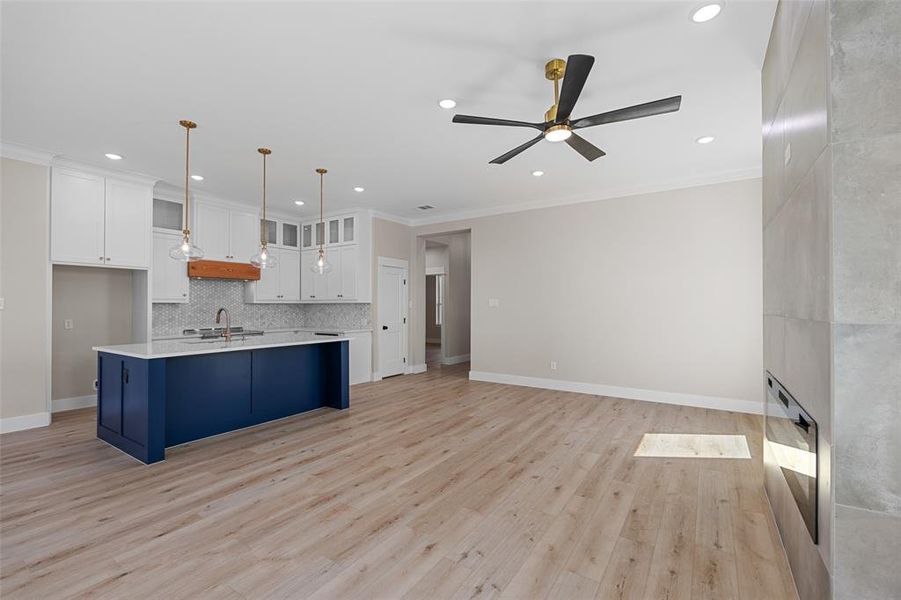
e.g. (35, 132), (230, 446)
(531, 170), (544, 177)
(438, 99), (457, 109)
(353, 186), (365, 193)
(191, 174), (204, 181)
(696, 135), (715, 144)
(104, 153), (123, 160)
(294, 200), (305, 206)
(691, 2), (723, 23)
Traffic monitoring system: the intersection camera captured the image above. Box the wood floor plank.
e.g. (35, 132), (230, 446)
(0, 363), (797, 600)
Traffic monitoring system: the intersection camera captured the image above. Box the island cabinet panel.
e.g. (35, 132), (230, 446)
(251, 346), (323, 420)
(95, 340), (349, 463)
(165, 351), (253, 447)
(96, 353), (165, 464)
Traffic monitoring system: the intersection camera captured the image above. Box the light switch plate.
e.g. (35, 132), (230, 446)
(488, 298), (499, 307)
(64, 319), (74, 330)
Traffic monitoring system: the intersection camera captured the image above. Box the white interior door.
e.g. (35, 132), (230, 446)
(378, 261), (407, 378)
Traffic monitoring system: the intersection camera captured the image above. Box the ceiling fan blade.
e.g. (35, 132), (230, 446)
(453, 114), (545, 130)
(566, 133), (606, 161)
(556, 54), (594, 123)
(570, 95), (682, 129)
(489, 134), (544, 164)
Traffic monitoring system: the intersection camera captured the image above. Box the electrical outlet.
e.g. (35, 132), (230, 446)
(93, 379), (99, 391)
(488, 298), (500, 307)
(64, 319), (74, 330)
(550, 361), (557, 370)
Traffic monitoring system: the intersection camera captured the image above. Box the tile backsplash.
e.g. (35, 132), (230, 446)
(152, 279), (370, 337)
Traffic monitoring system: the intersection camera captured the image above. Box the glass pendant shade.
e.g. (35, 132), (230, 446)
(169, 235), (204, 261)
(250, 243), (278, 269)
(311, 249), (332, 274)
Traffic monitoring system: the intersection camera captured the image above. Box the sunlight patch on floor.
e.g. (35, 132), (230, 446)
(634, 433), (751, 459)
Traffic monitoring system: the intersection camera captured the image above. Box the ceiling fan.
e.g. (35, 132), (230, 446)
(452, 54), (682, 164)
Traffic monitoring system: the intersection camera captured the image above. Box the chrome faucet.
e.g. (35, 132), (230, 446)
(215, 308), (231, 341)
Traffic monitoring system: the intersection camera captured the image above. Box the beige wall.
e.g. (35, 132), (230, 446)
(51, 265), (134, 401)
(0, 157), (51, 425)
(413, 178), (763, 408)
(371, 217), (413, 374)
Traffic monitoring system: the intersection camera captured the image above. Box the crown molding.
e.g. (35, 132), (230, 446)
(0, 140), (55, 166)
(51, 156), (159, 186)
(368, 209), (413, 226)
(407, 166), (762, 227)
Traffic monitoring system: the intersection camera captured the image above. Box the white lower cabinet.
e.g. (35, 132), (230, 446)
(348, 331), (372, 385)
(152, 231), (189, 303)
(244, 247), (300, 303)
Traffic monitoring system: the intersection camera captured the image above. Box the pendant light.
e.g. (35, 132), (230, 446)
(310, 168), (332, 274)
(250, 148), (277, 268)
(169, 120), (204, 261)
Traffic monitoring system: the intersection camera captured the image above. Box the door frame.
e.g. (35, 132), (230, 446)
(375, 256), (409, 380)
(425, 268), (447, 364)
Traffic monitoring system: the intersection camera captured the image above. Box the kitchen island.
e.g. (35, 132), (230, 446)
(92, 332), (349, 464)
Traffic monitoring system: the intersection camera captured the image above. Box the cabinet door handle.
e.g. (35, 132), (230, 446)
(99, 256), (104, 261)
(105, 257), (111, 261)
(182, 293), (187, 297)
(382, 325), (388, 330)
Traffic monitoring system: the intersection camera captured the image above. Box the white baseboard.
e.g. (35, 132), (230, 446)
(0, 412), (51, 434)
(52, 395), (96, 413)
(442, 353), (471, 365)
(468, 371), (763, 415)
(410, 363), (427, 374)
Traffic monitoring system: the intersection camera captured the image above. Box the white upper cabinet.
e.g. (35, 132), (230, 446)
(194, 201), (257, 262)
(229, 210), (258, 263)
(245, 247), (300, 303)
(299, 211), (370, 303)
(277, 249), (300, 301)
(194, 203), (229, 259)
(152, 230), (189, 303)
(51, 168), (151, 268)
(104, 179), (151, 267)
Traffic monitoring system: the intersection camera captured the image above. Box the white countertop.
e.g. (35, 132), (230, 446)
(94, 331), (351, 360)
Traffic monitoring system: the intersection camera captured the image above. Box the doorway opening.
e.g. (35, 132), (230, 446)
(419, 232), (470, 370)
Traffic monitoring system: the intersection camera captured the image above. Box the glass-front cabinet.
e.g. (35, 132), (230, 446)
(301, 223), (313, 249)
(282, 222), (299, 248)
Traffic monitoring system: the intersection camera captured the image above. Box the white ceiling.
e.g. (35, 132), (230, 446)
(1, 1), (775, 223)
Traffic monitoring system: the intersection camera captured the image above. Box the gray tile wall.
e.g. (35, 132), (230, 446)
(764, 2), (901, 598)
(152, 279), (370, 337)
(829, 1), (901, 598)
(762, 3), (833, 599)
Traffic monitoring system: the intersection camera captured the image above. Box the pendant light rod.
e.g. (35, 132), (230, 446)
(259, 148), (271, 243)
(316, 167), (327, 252)
(179, 120), (196, 238)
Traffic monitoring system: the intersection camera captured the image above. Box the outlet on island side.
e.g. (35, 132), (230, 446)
(550, 361), (557, 371)
(93, 379), (99, 391)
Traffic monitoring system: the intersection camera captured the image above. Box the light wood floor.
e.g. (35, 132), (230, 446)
(0, 364), (797, 600)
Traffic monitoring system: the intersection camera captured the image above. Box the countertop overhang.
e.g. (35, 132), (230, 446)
(93, 331), (351, 360)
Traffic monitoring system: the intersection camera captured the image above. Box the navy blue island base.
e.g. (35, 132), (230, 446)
(95, 339), (349, 464)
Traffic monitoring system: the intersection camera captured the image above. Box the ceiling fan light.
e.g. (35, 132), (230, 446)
(544, 125), (573, 143)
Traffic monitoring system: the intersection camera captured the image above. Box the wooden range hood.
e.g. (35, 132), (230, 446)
(187, 259), (261, 281)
